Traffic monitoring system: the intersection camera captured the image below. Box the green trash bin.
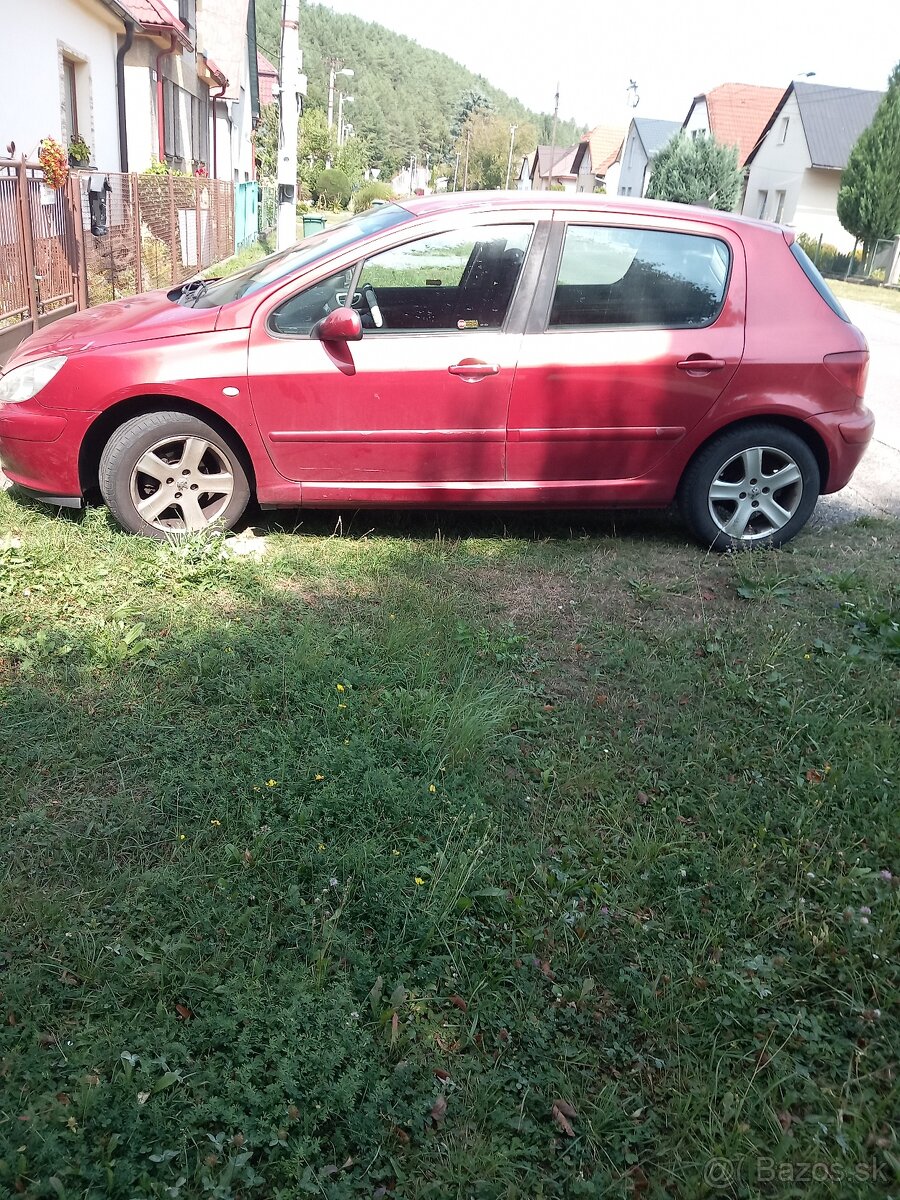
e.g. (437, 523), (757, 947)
(302, 215), (326, 237)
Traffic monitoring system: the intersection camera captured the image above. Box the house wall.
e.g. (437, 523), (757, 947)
(741, 92), (810, 224)
(617, 125), (648, 196)
(575, 156), (594, 194)
(683, 98), (709, 139)
(124, 35), (212, 175)
(794, 169), (854, 251)
(1, 0), (122, 169)
(605, 160), (621, 195)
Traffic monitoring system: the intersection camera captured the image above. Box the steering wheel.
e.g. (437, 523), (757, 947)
(362, 284), (383, 329)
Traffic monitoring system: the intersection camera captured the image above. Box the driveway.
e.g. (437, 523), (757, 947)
(813, 299), (900, 527)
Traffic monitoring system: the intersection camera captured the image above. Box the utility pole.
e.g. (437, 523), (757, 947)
(452, 150), (460, 191)
(277, 0), (300, 251)
(462, 128), (471, 190)
(504, 123), (517, 190)
(327, 59), (354, 129)
(547, 82), (559, 190)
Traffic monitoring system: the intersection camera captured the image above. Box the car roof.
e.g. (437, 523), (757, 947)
(397, 190), (783, 237)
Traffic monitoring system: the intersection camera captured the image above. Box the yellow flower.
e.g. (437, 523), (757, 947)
(266, 779), (278, 788)
(429, 784), (437, 794)
(415, 876), (425, 886)
(317, 843), (326, 852)
(315, 773), (325, 782)
(210, 819), (221, 827)
(392, 849), (400, 856)
(343, 739), (350, 745)
(338, 703), (347, 710)
(804, 653), (811, 660)
(178, 833), (186, 841)
(336, 683), (345, 693)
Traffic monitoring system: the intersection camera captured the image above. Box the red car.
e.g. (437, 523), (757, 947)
(0, 193), (873, 548)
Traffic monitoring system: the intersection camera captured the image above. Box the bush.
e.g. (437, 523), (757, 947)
(353, 181), (395, 212)
(796, 232), (863, 278)
(313, 168), (351, 210)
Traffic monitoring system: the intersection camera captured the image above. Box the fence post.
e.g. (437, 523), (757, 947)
(66, 173), (88, 311)
(168, 173), (177, 284)
(15, 160), (40, 332)
(131, 174), (143, 294)
(195, 178), (202, 271)
(814, 233), (822, 268)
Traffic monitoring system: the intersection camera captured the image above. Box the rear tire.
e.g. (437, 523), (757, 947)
(678, 423), (820, 550)
(99, 411), (250, 539)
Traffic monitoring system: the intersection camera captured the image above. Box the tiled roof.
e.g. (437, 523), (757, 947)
(633, 117), (680, 159)
(792, 82), (882, 168)
(693, 83), (783, 166)
(115, 0), (191, 45)
(257, 50), (278, 105)
(579, 125), (627, 174)
(534, 144), (579, 179)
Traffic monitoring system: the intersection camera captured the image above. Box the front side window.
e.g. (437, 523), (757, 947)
(269, 267), (355, 335)
(353, 224), (533, 332)
(549, 224), (730, 329)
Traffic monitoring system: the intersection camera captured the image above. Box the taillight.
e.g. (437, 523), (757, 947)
(824, 350), (869, 399)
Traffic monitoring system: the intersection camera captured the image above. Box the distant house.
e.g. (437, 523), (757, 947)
(682, 82), (783, 169)
(530, 144), (579, 192)
(742, 81), (883, 251)
(616, 117), (680, 196)
(571, 125), (625, 193)
(257, 50), (278, 107)
(516, 152), (534, 190)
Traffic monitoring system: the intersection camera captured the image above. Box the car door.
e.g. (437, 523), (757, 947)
(247, 219), (539, 494)
(506, 214), (746, 484)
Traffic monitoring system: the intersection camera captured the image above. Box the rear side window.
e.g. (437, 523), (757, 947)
(550, 225), (730, 329)
(789, 241), (850, 321)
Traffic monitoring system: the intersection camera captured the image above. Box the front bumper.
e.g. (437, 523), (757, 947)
(0, 401), (91, 498)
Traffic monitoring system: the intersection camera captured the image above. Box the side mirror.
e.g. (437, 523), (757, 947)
(313, 307), (363, 342)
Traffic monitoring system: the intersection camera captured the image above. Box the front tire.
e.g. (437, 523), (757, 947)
(99, 411), (250, 539)
(679, 423), (820, 550)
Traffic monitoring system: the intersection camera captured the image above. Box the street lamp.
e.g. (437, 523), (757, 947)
(327, 62), (354, 129)
(337, 93), (354, 146)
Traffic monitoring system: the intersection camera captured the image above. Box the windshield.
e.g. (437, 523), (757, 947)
(186, 203), (413, 309)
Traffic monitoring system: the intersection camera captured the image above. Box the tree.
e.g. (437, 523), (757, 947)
(314, 167), (351, 209)
(452, 88), (494, 138)
(645, 133), (742, 210)
(837, 61), (900, 261)
(453, 113), (537, 190)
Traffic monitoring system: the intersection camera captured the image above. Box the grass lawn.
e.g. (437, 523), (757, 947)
(0, 493), (897, 1198)
(829, 278), (900, 315)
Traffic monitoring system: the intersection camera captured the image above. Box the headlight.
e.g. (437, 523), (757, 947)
(0, 356), (68, 404)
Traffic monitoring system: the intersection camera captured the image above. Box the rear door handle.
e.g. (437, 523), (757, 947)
(677, 356), (727, 373)
(448, 360), (500, 381)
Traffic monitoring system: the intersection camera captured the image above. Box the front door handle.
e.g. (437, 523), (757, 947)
(677, 355), (727, 374)
(448, 359), (500, 382)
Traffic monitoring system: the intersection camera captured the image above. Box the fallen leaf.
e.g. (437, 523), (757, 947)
(137, 1091), (150, 1105)
(174, 1003), (194, 1021)
(806, 768), (825, 784)
(630, 1165), (650, 1196)
(553, 1098), (577, 1118)
(430, 1094), (448, 1126)
(6, 1011), (16, 1026)
(777, 1110), (794, 1132)
(391, 1124), (410, 1145)
(448, 994), (468, 1012)
(636, 791), (650, 806)
(60, 971), (80, 987)
(84, 1073), (100, 1086)
(551, 1100), (576, 1137)
(593, 693), (608, 707)
(55, 1093), (70, 1106)
(434, 1068), (450, 1081)
(435, 1034), (460, 1054)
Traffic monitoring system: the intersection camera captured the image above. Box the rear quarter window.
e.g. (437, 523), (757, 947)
(789, 241), (850, 321)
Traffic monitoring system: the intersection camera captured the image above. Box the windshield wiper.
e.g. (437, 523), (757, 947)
(178, 278), (210, 307)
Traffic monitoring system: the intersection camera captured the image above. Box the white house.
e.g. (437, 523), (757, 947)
(742, 81), (883, 251)
(0, 0), (258, 179)
(0, 0), (131, 170)
(616, 117), (680, 197)
(571, 125), (625, 194)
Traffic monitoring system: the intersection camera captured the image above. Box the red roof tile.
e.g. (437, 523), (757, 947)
(116, 0), (191, 45)
(699, 83), (784, 166)
(580, 124), (627, 174)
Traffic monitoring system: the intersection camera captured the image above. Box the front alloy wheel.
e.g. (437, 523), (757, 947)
(99, 411), (251, 538)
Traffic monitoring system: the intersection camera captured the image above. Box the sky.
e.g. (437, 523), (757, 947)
(316, 0), (898, 127)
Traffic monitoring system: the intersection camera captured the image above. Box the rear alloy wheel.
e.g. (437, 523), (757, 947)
(99, 411), (250, 538)
(679, 424), (820, 550)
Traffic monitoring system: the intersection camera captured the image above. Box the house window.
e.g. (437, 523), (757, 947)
(774, 190), (787, 223)
(178, 0), (195, 36)
(779, 117), (790, 144)
(549, 224), (730, 329)
(757, 190), (768, 220)
(63, 58), (80, 138)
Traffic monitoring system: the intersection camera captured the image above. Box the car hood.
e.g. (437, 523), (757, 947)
(4, 289), (220, 368)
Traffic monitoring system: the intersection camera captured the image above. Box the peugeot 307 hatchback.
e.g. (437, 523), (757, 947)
(0, 193), (873, 548)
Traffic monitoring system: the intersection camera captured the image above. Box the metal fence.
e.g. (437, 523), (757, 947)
(0, 160), (80, 361)
(258, 182), (277, 238)
(76, 171), (235, 307)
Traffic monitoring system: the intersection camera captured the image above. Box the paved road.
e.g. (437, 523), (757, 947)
(813, 299), (900, 527)
(2, 297), (897, 527)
